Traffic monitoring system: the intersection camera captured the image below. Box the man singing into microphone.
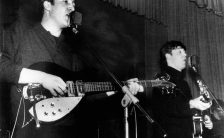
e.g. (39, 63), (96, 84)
(151, 40), (213, 138)
(0, 0), (142, 138)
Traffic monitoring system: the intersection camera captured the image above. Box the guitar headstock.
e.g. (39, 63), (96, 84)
(152, 80), (176, 88)
(153, 72), (176, 93)
(154, 72), (170, 81)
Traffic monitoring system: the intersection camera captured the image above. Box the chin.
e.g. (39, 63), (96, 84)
(181, 67), (186, 71)
(61, 24), (69, 28)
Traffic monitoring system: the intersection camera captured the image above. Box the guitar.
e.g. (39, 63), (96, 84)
(192, 78), (211, 138)
(20, 62), (176, 125)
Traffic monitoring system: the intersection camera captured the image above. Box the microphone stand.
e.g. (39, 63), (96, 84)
(124, 106), (129, 138)
(87, 46), (167, 138)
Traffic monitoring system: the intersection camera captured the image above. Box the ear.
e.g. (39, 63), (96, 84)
(165, 53), (172, 66)
(165, 53), (171, 59)
(43, 1), (52, 11)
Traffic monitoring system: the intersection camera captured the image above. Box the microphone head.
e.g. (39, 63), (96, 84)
(70, 11), (82, 26)
(69, 11), (82, 34)
(187, 56), (192, 68)
(188, 55), (200, 72)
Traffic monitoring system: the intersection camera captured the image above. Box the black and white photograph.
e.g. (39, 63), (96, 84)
(0, 0), (224, 138)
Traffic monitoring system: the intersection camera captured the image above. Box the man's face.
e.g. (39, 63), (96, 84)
(50, 0), (75, 28)
(166, 46), (187, 71)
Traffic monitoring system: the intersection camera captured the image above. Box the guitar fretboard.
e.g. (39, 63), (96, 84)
(21, 79), (174, 99)
(66, 80), (165, 95)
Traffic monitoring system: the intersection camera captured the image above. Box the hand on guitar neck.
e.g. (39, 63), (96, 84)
(189, 96), (212, 111)
(126, 78), (144, 95)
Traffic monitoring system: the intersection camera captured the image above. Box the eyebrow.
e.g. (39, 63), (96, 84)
(175, 46), (183, 49)
(174, 47), (185, 51)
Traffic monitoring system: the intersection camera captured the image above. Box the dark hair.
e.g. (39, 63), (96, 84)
(160, 40), (186, 70)
(41, 0), (54, 3)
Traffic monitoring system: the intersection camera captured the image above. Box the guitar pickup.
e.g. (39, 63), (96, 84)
(66, 81), (84, 97)
(22, 83), (47, 102)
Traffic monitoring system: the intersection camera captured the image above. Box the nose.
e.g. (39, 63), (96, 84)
(68, 6), (75, 12)
(183, 51), (187, 57)
(67, 2), (75, 12)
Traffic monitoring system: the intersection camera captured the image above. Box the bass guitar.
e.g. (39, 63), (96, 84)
(19, 62), (176, 126)
(190, 66), (211, 138)
(192, 78), (211, 138)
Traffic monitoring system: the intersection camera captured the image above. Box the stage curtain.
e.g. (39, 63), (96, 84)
(189, 0), (224, 16)
(101, 0), (167, 25)
(101, 0), (224, 17)
(101, 0), (145, 15)
(164, 0), (224, 100)
(102, 0), (224, 100)
(145, 0), (224, 100)
(0, 0), (2, 50)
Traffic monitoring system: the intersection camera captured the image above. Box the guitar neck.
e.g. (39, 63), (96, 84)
(137, 80), (162, 88)
(72, 80), (159, 94)
(80, 82), (116, 93)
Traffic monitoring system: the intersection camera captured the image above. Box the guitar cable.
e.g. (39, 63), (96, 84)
(11, 87), (34, 138)
(21, 97), (34, 128)
(10, 92), (23, 138)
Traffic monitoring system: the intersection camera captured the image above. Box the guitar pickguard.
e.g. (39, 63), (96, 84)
(29, 97), (82, 122)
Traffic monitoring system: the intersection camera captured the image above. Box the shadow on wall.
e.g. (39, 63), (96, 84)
(75, 0), (145, 80)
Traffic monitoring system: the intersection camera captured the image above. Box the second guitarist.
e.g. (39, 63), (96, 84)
(151, 41), (213, 138)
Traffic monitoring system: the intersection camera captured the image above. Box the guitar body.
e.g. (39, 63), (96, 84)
(192, 113), (203, 138)
(21, 62), (88, 125)
(29, 97), (82, 122)
(189, 66), (213, 138)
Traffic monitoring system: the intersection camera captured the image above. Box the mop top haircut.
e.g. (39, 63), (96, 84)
(160, 40), (186, 70)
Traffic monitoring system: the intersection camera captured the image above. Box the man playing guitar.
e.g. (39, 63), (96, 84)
(151, 40), (213, 138)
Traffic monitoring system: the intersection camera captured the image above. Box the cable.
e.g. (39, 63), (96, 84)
(10, 95), (23, 138)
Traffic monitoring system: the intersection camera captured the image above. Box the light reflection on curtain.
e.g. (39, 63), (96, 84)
(0, 1), (2, 51)
(101, 0), (167, 25)
(102, 0), (224, 17)
(101, 0), (145, 14)
(190, 0), (224, 16)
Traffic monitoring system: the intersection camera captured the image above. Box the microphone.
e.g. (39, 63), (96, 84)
(69, 11), (82, 34)
(188, 55), (199, 72)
